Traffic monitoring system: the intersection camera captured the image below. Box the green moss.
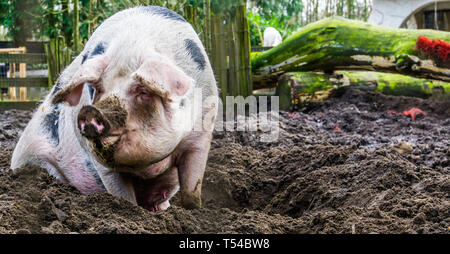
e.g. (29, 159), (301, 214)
(290, 72), (335, 93)
(251, 17), (450, 75)
(337, 70), (450, 97)
(284, 71), (450, 99)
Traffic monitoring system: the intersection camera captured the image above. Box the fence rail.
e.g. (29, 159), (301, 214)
(0, 53), (47, 64)
(0, 101), (41, 110)
(0, 77), (49, 87)
(0, 45), (49, 110)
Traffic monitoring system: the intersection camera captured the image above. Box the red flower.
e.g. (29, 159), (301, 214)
(416, 36), (450, 62)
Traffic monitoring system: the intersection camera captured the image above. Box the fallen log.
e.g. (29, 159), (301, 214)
(276, 71), (450, 110)
(252, 17), (450, 90)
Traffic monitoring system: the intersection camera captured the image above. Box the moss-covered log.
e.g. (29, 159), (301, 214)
(252, 17), (450, 89)
(276, 71), (450, 110)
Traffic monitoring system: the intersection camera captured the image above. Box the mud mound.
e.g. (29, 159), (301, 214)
(0, 88), (449, 234)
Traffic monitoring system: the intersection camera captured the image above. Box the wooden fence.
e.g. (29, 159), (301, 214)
(186, 2), (253, 104)
(0, 45), (48, 110)
(1, 2), (254, 109)
(0, 38), (73, 110)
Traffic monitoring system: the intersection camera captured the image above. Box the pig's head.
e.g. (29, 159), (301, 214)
(52, 53), (194, 173)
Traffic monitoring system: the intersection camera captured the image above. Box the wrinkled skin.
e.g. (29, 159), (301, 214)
(11, 6), (218, 211)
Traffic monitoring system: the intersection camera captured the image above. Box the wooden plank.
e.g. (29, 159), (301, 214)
(0, 101), (40, 111)
(0, 53), (47, 64)
(0, 48), (26, 53)
(18, 47), (27, 100)
(0, 41), (46, 53)
(9, 63), (16, 100)
(0, 77), (49, 87)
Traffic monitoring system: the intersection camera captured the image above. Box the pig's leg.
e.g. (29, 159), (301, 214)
(177, 132), (212, 209)
(90, 159), (137, 204)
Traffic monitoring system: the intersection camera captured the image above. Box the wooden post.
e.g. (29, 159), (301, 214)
(6, 46), (27, 101)
(211, 14), (228, 103)
(19, 46), (27, 101)
(9, 63), (16, 101)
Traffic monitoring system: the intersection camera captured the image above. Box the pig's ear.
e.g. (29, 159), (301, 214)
(52, 56), (107, 106)
(132, 58), (192, 102)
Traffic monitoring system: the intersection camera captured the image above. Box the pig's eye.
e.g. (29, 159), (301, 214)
(131, 85), (153, 104)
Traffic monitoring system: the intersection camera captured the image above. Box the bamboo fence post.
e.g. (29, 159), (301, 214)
(228, 13), (238, 97)
(203, 0), (212, 59)
(45, 37), (72, 88)
(184, 4), (194, 25)
(73, 0), (80, 54)
(242, 6), (252, 96)
(211, 14), (228, 103)
(235, 5), (252, 97)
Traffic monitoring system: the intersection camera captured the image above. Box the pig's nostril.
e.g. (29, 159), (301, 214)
(79, 120), (86, 133)
(79, 118), (105, 139)
(90, 118), (104, 134)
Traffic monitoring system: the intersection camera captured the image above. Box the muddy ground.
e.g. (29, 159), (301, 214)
(0, 88), (448, 234)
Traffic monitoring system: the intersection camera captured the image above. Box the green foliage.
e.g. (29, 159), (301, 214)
(0, 0), (41, 43)
(246, 0), (303, 47)
(250, 0), (303, 25)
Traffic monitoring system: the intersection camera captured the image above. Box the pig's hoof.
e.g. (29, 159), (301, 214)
(158, 200), (171, 210)
(181, 193), (201, 210)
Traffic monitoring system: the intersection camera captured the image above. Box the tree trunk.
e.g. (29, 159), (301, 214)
(62, 0), (73, 48)
(252, 17), (450, 89)
(276, 71), (450, 110)
(13, 0), (36, 46)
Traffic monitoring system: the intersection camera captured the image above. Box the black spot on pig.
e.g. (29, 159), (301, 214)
(50, 81), (62, 96)
(184, 39), (206, 70)
(91, 43), (106, 57)
(44, 104), (60, 145)
(82, 42), (107, 64)
(85, 159), (105, 188)
(81, 53), (89, 64)
(141, 6), (186, 22)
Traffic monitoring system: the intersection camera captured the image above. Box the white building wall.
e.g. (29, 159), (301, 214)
(368, 0), (449, 27)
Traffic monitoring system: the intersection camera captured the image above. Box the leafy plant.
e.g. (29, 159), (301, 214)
(247, 0), (304, 46)
(0, 0), (41, 44)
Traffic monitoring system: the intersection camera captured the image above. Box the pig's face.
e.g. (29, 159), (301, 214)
(53, 53), (194, 173)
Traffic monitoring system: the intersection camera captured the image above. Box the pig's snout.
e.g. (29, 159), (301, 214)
(78, 106), (110, 139)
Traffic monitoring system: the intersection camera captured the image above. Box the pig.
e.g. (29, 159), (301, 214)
(10, 6), (218, 211)
(263, 27), (282, 47)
